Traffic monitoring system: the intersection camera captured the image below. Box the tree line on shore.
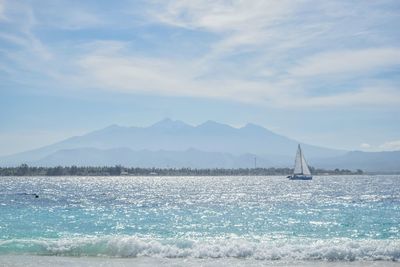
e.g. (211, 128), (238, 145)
(0, 164), (363, 176)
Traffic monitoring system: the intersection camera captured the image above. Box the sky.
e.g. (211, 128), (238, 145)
(0, 0), (399, 156)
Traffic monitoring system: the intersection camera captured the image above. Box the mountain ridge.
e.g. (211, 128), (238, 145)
(1, 119), (398, 171)
(0, 118), (343, 162)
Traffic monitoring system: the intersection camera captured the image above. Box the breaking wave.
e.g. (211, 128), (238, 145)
(1, 236), (399, 261)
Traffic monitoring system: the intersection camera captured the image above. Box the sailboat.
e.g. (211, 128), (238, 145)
(287, 144), (312, 180)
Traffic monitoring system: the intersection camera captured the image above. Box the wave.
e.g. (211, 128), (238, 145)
(0, 236), (399, 261)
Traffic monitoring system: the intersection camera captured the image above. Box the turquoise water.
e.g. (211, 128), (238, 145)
(0, 175), (399, 263)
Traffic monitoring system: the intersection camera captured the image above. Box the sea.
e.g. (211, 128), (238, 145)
(0, 175), (399, 266)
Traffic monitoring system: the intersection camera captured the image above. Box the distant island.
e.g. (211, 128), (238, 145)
(0, 164), (363, 176)
(1, 119), (399, 172)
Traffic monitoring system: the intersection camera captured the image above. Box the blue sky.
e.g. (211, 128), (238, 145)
(0, 0), (399, 156)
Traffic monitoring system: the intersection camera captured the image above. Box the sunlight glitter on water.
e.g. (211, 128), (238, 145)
(0, 175), (399, 262)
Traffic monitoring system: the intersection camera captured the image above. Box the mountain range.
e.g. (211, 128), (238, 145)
(1, 119), (399, 172)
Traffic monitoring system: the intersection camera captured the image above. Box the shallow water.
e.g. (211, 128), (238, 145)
(0, 175), (399, 265)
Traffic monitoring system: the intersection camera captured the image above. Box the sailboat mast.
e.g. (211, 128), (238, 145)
(299, 145), (303, 174)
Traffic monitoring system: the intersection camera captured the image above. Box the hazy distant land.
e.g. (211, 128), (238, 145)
(0, 165), (364, 176)
(1, 119), (399, 172)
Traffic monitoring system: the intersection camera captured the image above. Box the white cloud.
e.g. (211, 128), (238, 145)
(0, 1), (53, 60)
(77, 51), (276, 103)
(283, 87), (400, 108)
(2, 0), (400, 109)
(76, 44), (400, 108)
(134, 0), (400, 108)
(150, 0), (301, 56)
(152, 0), (295, 32)
(379, 140), (400, 151)
(360, 143), (371, 149)
(290, 48), (400, 76)
(75, 41), (286, 103)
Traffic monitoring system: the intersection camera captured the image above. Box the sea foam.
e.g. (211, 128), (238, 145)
(1, 237), (399, 261)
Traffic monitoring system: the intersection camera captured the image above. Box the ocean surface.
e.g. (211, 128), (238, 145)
(0, 175), (399, 266)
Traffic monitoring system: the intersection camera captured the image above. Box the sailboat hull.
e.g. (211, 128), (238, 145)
(288, 175), (312, 180)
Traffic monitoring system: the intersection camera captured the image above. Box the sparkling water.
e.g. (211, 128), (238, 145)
(0, 175), (399, 265)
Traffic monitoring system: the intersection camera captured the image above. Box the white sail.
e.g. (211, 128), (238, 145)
(293, 145), (303, 174)
(293, 144), (311, 175)
(301, 152), (311, 175)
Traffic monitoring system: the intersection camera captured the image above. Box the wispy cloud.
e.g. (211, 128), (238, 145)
(286, 87), (400, 107)
(76, 44), (400, 107)
(77, 44), (280, 103)
(151, 1), (294, 32)
(290, 48), (400, 76)
(379, 140), (400, 151)
(110, 0), (399, 107)
(149, 0), (303, 58)
(1, 0), (400, 109)
(0, 1), (52, 59)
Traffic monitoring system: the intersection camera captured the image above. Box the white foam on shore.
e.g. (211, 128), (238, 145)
(0, 237), (399, 262)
